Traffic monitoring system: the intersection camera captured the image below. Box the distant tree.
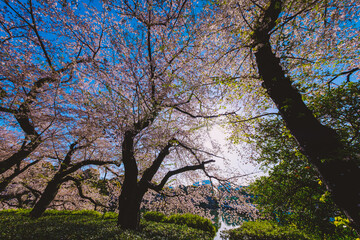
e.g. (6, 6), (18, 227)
(143, 184), (258, 222)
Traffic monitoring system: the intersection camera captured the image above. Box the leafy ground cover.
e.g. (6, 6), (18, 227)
(223, 220), (358, 240)
(143, 211), (216, 237)
(223, 220), (313, 240)
(0, 209), (213, 240)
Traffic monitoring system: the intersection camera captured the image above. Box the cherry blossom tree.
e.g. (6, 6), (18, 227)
(78, 0), (245, 230)
(1, 0), (245, 231)
(0, 0), (126, 217)
(0, 0), (104, 185)
(0, 0), (306, 233)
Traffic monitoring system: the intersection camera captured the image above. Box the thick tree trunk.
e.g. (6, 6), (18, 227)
(117, 181), (145, 230)
(117, 130), (145, 230)
(250, 0), (360, 234)
(29, 178), (62, 218)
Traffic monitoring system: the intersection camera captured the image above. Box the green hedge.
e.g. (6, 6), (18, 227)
(140, 220), (214, 240)
(143, 211), (216, 237)
(224, 220), (312, 240)
(143, 211), (166, 222)
(0, 209), (213, 240)
(165, 213), (216, 237)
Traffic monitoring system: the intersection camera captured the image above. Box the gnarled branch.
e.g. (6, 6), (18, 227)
(63, 176), (108, 209)
(148, 160), (215, 192)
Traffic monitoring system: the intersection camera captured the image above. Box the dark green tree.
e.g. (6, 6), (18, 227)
(249, 81), (359, 238)
(247, 0), (360, 233)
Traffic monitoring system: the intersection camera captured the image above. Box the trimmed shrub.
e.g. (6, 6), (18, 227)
(143, 211), (216, 237)
(224, 220), (312, 240)
(165, 213), (216, 237)
(43, 209), (103, 217)
(143, 211), (166, 222)
(141, 220), (214, 240)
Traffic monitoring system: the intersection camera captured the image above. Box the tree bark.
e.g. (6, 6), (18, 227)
(117, 181), (145, 230)
(29, 177), (62, 218)
(117, 130), (144, 230)
(0, 141), (41, 175)
(251, 0), (360, 234)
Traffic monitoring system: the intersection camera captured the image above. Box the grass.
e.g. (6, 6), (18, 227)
(0, 209), (214, 240)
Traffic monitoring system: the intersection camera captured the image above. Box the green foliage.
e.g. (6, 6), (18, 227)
(1, 209), (118, 219)
(308, 81), (360, 155)
(0, 208), (32, 215)
(93, 179), (110, 196)
(165, 213), (216, 237)
(248, 156), (341, 237)
(0, 210), (125, 240)
(102, 211), (118, 219)
(248, 112), (358, 238)
(224, 220), (312, 240)
(0, 210), (213, 240)
(140, 220), (214, 240)
(143, 211), (166, 222)
(143, 211), (216, 237)
(43, 209), (103, 217)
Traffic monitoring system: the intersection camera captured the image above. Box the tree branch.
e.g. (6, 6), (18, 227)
(0, 190), (31, 202)
(0, 106), (17, 114)
(0, 139), (42, 175)
(61, 160), (119, 177)
(22, 183), (42, 199)
(327, 68), (360, 85)
(0, 160), (40, 193)
(139, 140), (174, 185)
(148, 160), (215, 192)
(63, 176), (108, 209)
(60, 141), (81, 170)
(269, 0), (320, 35)
(173, 106), (235, 119)
(230, 112), (280, 123)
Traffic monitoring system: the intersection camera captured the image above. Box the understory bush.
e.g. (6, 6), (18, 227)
(0, 209), (213, 240)
(165, 213), (216, 237)
(143, 211), (216, 237)
(224, 220), (312, 240)
(143, 211), (166, 222)
(140, 220), (214, 240)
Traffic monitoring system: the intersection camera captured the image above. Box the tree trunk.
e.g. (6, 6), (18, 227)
(117, 130), (145, 230)
(117, 181), (145, 230)
(250, 0), (360, 234)
(29, 178), (62, 218)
